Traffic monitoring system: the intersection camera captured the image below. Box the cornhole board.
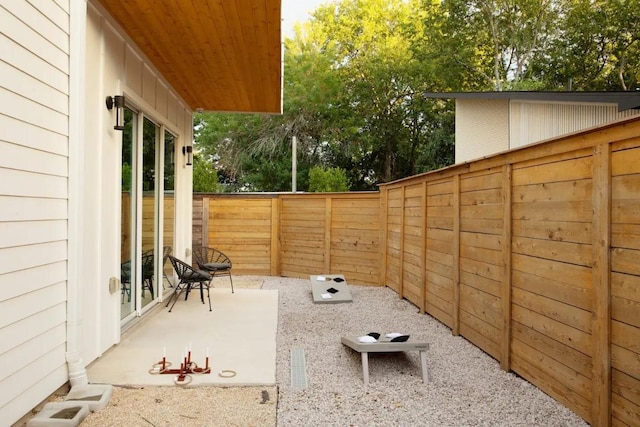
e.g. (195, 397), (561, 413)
(341, 336), (430, 385)
(309, 274), (353, 304)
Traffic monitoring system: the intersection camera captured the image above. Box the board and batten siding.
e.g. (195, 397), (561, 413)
(455, 99), (640, 165)
(510, 101), (640, 149)
(83, 2), (194, 365)
(0, 0), (71, 424)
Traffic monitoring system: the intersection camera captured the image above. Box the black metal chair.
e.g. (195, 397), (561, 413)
(120, 260), (131, 303)
(161, 246), (173, 289)
(141, 249), (155, 299)
(166, 255), (213, 312)
(192, 247), (234, 293)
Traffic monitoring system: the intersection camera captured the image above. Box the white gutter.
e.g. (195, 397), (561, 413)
(67, 0), (89, 386)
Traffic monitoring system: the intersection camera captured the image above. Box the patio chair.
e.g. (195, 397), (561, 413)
(161, 246), (173, 288)
(120, 260), (131, 303)
(192, 246), (234, 293)
(166, 255), (213, 312)
(141, 249), (155, 299)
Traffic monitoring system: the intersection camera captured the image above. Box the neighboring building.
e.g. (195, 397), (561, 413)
(0, 1), (282, 424)
(425, 91), (640, 163)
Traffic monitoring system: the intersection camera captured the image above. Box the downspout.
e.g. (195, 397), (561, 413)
(67, 0), (89, 386)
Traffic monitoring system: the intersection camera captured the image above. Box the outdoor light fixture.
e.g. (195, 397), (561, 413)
(183, 145), (193, 166)
(105, 95), (125, 130)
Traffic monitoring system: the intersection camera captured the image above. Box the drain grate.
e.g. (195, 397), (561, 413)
(290, 348), (308, 389)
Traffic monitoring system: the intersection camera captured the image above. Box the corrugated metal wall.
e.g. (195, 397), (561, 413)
(510, 101), (640, 149)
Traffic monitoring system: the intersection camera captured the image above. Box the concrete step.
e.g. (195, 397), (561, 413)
(64, 384), (113, 412)
(26, 402), (89, 427)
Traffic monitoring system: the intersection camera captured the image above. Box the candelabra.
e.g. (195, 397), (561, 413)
(149, 346), (210, 385)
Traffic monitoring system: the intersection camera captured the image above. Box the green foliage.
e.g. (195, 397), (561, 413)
(420, 0), (640, 91)
(308, 166), (350, 192)
(121, 163), (132, 191)
(533, 0), (640, 90)
(192, 155), (221, 193)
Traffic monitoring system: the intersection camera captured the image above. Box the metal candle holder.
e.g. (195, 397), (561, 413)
(149, 348), (210, 385)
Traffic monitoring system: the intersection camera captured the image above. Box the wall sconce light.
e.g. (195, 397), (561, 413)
(182, 145), (193, 166)
(105, 95), (125, 130)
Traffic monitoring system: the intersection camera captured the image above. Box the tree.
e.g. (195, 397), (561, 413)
(415, 0), (640, 92)
(192, 154), (221, 192)
(308, 166), (350, 192)
(299, 0), (451, 184)
(416, 0), (561, 91)
(536, 0), (640, 90)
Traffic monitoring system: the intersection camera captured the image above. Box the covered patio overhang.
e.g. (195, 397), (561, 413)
(97, 0), (283, 114)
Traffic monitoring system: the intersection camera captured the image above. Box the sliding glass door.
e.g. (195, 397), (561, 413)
(121, 106), (176, 323)
(121, 107), (136, 320)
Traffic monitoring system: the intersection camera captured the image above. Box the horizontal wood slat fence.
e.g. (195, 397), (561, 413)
(192, 116), (640, 426)
(193, 192), (382, 285)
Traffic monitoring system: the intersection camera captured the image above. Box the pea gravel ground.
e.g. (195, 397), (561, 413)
(263, 277), (588, 427)
(24, 277), (588, 427)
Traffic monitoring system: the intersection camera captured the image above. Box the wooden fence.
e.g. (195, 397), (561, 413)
(191, 116), (640, 426)
(193, 192), (381, 285)
(378, 116), (640, 426)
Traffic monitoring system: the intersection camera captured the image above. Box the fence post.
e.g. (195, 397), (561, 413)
(380, 187), (388, 286)
(325, 197), (332, 272)
(420, 181), (427, 314)
(592, 144), (611, 427)
(501, 164), (513, 371)
(453, 174), (461, 336)
(271, 196), (280, 276)
(399, 186), (406, 299)
(201, 197), (209, 248)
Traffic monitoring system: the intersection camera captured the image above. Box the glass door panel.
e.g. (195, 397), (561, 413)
(121, 107), (136, 320)
(120, 108), (174, 322)
(162, 130), (175, 293)
(141, 117), (160, 310)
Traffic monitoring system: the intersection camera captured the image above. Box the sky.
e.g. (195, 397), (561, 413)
(281, 0), (333, 37)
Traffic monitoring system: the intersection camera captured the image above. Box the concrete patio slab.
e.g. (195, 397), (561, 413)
(87, 288), (278, 387)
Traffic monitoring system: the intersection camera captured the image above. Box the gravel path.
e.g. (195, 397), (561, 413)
(263, 277), (588, 427)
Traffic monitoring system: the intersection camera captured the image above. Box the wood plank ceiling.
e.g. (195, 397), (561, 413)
(97, 0), (282, 114)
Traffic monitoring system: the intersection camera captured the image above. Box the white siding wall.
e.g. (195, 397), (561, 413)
(509, 101), (640, 149)
(0, 1), (71, 424)
(0, 1), (194, 423)
(455, 99), (510, 163)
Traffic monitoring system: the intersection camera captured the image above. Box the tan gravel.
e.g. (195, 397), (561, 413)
(80, 385), (276, 427)
(22, 385), (276, 427)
